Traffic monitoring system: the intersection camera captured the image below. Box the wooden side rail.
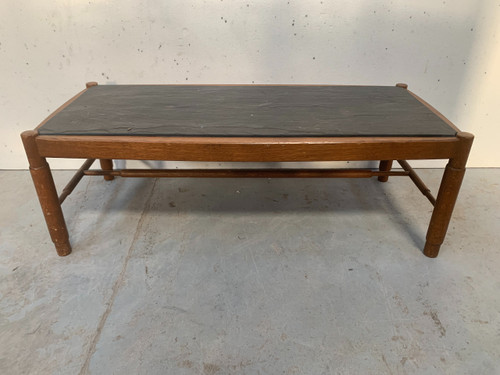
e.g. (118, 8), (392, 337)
(397, 160), (436, 206)
(84, 168), (410, 179)
(58, 159), (95, 204)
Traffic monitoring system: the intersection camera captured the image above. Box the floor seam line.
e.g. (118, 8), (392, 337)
(78, 178), (158, 375)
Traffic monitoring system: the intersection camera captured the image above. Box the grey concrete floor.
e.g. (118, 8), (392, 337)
(0, 169), (499, 375)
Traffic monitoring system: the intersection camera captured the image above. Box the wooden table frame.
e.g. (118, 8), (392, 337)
(21, 82), (473, 258)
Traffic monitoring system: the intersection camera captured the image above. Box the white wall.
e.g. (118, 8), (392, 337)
(1, 0), (498, 169)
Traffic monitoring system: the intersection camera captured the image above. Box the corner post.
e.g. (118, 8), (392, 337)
(85, 81), (98, 88)
(21, 130), (72, 256)
(423, 132), (474, 257)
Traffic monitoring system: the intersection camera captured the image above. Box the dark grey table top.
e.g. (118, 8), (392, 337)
(38, 85), (457, 137)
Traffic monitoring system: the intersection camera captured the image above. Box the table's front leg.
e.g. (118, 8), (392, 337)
(21, 131), (71, 256)
(423, 132), (474, 257)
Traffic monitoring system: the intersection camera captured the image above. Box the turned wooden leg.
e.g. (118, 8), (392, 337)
(423, 132), (474, 258)
(99, 159), (114, 181)
(21, 131), (71, 256)
(378, 160), (393, 182)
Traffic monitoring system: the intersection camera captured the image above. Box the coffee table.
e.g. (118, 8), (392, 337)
(21, 82), (473, 258)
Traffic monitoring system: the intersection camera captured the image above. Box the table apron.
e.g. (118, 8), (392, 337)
(35, 136), (460, 162)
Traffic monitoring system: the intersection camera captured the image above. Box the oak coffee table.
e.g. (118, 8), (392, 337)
(21, 82), (473, 258)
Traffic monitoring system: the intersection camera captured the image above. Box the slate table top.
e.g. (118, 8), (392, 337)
(38, 85), (457, 138)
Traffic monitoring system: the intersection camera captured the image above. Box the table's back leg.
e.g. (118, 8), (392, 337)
(21, 131), (72, 256)
(378, 160), (393, 182)
(423, 132), (474, 257)
(99, 159), (114, 181)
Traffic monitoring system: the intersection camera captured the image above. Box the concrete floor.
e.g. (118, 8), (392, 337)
(0, 168), (499, 375)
